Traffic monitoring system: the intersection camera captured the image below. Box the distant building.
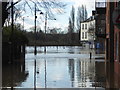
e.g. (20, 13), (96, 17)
(80, 16), (95, 48)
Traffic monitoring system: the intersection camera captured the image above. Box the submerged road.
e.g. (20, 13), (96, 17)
(3, 46), (106, 89)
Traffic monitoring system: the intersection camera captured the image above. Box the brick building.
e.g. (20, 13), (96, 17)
(94, 1), (106, 53)
(105, 1), (120, 88)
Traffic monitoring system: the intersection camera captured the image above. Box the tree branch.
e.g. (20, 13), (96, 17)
(7, 0), (21, 10)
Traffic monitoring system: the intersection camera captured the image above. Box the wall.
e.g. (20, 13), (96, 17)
(105, 1), (120, 88)
(81, 20), (95, 42)
(106, 2), (114, 62)
(114, 1), (120, 88)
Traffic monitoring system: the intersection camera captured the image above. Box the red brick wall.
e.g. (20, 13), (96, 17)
(106, 1), (120, 87)
(114, 1), (120, 88)
(105, 2), (110, 60)
(106, 2), (110, 39)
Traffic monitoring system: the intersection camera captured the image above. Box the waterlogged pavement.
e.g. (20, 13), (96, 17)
(2, 46), (106, 89)
(26, 46), (105, 59)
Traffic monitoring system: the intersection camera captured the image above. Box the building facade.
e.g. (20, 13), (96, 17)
(105, 1), (120, 88)
(94, 1), (106, 53)
(80, 17), (95, 48)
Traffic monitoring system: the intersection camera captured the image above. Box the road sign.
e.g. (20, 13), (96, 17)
(112, 2), (120, 29)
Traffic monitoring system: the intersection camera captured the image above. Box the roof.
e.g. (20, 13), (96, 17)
(81, 16), (95, 23)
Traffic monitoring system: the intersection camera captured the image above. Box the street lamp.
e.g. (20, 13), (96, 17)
(34, 3), (44, 89)
(44, 12), (56, 53)
(32, 3), (56, 88)
(34, 3), (43, 55)
(44, 12), (47, 53)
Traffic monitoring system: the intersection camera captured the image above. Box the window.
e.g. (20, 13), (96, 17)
(85, 24), (87, 29)
(85, 32), (87, 39)
(82, 32), (84, 39)
(82, 24), (84, 29)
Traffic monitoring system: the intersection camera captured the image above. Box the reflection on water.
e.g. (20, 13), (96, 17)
(2, 61), (28, 88)
(2, 46), (120, 89)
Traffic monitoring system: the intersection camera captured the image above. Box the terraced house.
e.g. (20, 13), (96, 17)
(80, 16), (95, 49)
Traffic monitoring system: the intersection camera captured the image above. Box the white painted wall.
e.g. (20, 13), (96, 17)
(80, 19), (95, 42)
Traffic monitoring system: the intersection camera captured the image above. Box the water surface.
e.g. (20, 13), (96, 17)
(2, 46), (106, 88)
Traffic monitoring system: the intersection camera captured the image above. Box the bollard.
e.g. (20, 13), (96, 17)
(90, 52), (92, 59)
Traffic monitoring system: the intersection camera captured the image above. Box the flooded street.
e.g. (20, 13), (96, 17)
(2, 0), (120, 89)
(3, 46), (106, 88)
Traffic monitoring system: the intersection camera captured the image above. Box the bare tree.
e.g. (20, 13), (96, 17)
(70, 6), (75, 33)
(68, 18), (72, 33)
(2, 0), (22, 26)
(84, 6), (88, 21)
(2, 0), (67, 26)
(76, 5), (88, 41)
(68, 6), (75, 44)
(76, 6), (81, 32)
(81, 5), (87, 21)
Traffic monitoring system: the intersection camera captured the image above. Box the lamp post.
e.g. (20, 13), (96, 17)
(23, 17), (24, 31)
(34, 58), (36, 89)
(44, 12), (47, 53)
(34, 3), (43, 89)
(34, 3), (37, 55)
(10, 0), (14, 63)
(44, 12), (56, 53)
(45, 58), (47, 88)
(34, 3), (43, 55)
(10, 1), (14, 89)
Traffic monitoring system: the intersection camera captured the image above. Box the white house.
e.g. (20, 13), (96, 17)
(80, 16), (95, 48)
